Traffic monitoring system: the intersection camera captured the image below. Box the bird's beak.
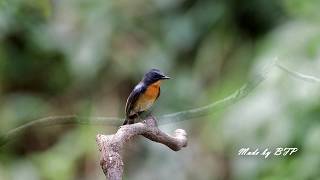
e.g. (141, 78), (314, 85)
(161, 75), (170, 80)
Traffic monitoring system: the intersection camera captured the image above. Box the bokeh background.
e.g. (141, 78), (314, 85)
(1, 0), (320, 179)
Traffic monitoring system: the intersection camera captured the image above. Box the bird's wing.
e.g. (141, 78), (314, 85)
(125, 82), (146, 118)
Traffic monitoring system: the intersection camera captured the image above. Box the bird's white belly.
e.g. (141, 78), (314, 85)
(134, 99), (154, 112)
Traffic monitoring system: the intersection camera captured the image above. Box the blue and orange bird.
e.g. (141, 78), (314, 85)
(123, 69), (170, 125)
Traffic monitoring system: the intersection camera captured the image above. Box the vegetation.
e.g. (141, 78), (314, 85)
(0, 0), (320, 179)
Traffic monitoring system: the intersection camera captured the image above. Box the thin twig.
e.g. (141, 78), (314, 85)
(275, 62), (320, 83)
(1, 60), (319, 147)
(0, 116), (122, 146)
(158, 60), (273, 124)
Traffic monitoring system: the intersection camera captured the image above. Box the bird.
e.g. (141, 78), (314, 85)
(123, 69), (170, 125)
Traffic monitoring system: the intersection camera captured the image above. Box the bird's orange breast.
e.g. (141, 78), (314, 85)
(144, 80), (160, 98)
(134, 81), (160, 112)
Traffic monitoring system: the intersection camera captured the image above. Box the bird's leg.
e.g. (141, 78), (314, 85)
(136, 113), (142, 122)
(145, 110), (153, 118)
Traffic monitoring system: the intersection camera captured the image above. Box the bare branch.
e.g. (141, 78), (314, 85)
(96, 116), (187, 180)
(2, 60), (320, 147)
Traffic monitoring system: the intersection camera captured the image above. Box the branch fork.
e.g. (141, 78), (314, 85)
(96, 116), (188, 180)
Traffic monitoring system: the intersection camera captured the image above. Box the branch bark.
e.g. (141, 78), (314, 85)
(96, 116), (187, 180)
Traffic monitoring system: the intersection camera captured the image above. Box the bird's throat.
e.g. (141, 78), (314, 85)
(145, 80), (160, 97)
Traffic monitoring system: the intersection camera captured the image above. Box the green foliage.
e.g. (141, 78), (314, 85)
(0, 0), (319, 179)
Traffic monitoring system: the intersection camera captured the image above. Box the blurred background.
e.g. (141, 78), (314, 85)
(0, 0), (320, 179)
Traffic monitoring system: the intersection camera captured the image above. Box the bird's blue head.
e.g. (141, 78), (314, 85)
(142, 68), (170, 85)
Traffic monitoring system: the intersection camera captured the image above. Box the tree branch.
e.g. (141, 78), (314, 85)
(158, 59), (275, 124)
(275, 62), (320, 83)
(96, 116), (187, 180)
(0, 115), (122, 146)
(2, 60), (320, 147)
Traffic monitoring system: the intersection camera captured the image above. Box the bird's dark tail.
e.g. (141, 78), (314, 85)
(122, 119), (129, 125)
